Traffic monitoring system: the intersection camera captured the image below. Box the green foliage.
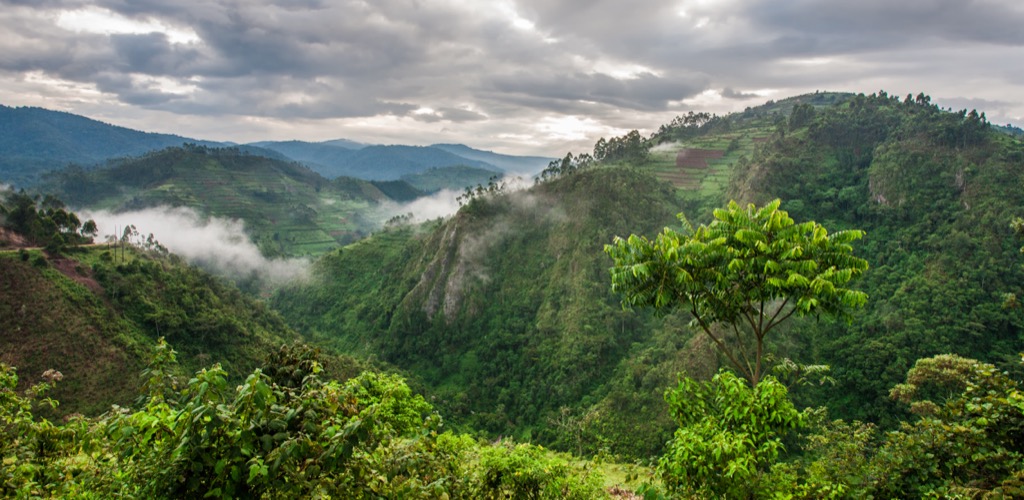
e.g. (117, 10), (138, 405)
(606, 199), (868, 384)
(474, 441), (605, 499)
(89, 246), (300, 377)
(593, 130), (650, 164)
(0, 341), (609, 498)
(658, 371), (804, 498)
(0, 243), (313, 417)
(650, 111), (715, 144)
(0, 364), (69, 497)
(795, 416), (878, 497)
(870, 355), (1024, 497)
(723, 91), (1024, 426)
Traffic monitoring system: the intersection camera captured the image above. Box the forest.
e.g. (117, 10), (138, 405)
(2, 91), (1024, 497)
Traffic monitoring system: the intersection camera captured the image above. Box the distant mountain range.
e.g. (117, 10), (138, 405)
(0, 105), (553, 186)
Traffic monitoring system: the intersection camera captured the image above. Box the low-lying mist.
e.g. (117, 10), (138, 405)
(376, 175), (535, 223)
(81, 206), (310, 286)
(377, 188), (461, 223)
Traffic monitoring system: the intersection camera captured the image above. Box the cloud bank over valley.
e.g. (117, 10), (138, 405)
(82, 206), (310, 285)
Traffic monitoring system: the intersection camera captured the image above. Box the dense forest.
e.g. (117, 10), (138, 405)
(3, 91), (1024, 497)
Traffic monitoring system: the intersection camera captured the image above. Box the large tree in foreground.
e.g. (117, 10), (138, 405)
(605, 199), (869, 385)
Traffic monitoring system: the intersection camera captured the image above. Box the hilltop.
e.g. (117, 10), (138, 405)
(0, 105), (284, 186)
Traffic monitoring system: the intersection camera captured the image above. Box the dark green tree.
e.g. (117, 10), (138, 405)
(605, 199), (869, 385)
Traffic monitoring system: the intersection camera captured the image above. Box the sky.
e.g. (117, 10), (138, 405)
(1, 0), (1022, 157)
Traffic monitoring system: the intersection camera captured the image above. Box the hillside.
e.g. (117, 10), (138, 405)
(726, 92), (1024, 423)
(41, 145), (396, 257)
(0, 244), (309, 416)
(272, 91), (1024, 456)
(400, 165), (504, 192)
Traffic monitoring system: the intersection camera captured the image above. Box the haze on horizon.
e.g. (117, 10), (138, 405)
(1, 0), (1022, 157)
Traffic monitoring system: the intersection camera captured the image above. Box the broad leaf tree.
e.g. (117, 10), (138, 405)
(605, 199), (868, 385)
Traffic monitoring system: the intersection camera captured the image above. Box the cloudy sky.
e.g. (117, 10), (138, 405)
(2, 0), (1022, 156)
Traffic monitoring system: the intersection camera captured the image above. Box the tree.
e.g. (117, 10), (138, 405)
(605, 199), (868, 385)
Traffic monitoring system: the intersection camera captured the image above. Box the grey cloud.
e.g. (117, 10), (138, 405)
(722, 88), (762, 100)
(747, 0), (1024, 47)
(109, 33), (203, 75)
(489, 71), (708, 112)
(437, 107), (487, 122)
(410, 107), (488, 123)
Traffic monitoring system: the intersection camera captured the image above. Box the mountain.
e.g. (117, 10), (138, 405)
(41, 144), (398, 257)
(340, 145), (499, 180)
(272, 91), (1024, 457)
(321, 138), (366, 149)
(0, 105), (226, 187)
(431, 143), (554, 174)
(251, 141), (507, 181)
(246, 140), (360, 178)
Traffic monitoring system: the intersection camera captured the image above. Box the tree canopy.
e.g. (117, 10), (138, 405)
(605, 199), (869, 384)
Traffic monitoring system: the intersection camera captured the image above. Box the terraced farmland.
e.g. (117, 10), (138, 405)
(647, 127), (771, 201)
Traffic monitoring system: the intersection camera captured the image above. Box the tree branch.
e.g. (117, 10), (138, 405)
(693, 306), (753, 383)
(731, 322), (755, 380)
(763, 299), (798, 337)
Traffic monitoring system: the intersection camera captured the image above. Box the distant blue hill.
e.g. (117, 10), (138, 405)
(321, 138), (366, 150)
(430, 143), (553, 175)
(250, 141), (544, 181)
(0, 105), (228, 186)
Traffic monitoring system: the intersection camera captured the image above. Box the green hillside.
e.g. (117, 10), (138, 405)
(273, 167), (700, 455)
(249, 141), (510, 181)
(727, 92), (1024, 424)
(41, 145), (395, 257)
(0, 244), (308, 416)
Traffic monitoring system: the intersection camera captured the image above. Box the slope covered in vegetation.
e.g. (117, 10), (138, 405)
(725, 92), (1024, 424)
(41, 145), (397, 257)
(0, 192), (321, 415)
(273, 166), (701, 455)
